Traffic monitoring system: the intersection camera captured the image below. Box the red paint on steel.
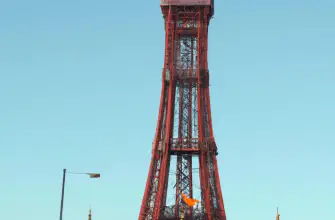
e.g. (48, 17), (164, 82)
(138, 2), (226, 220)
(161, 0), (211, 5)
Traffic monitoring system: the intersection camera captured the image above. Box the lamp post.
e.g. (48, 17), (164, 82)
(59, 168), (100, 220)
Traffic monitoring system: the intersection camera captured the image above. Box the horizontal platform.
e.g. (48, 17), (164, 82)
(161, 0), (214, 17)
(165, 137), (218, 155)
(170, 148), (200, 155)
(161, 0), (211, 5)
(176, 28), (197, 36)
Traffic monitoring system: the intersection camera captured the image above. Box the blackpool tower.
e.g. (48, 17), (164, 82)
(139, 0), (226, 219)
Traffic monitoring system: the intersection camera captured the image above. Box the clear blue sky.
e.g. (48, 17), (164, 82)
(0, 0), (334, 219)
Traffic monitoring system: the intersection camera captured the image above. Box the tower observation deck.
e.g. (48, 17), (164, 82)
(161, 0), (214, 16)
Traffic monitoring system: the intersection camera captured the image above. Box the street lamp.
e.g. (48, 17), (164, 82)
(59, 168), (100, 220)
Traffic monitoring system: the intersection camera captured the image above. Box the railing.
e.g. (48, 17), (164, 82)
(170, 138), (200, 154)
(161, 0), (211, 5)
(160, 205), (205, 220)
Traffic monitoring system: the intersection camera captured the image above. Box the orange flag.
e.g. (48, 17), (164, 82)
(181, 193), (199, 207)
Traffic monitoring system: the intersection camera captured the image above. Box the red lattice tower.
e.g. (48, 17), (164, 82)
(139, 0), (226, 219)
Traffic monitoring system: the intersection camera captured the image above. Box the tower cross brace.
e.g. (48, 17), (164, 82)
(139, 1), (226, 219)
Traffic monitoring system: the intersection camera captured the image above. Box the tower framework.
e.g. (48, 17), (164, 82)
(139, 0), (226, 219)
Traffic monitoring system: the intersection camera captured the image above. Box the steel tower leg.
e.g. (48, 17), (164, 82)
(139, 3), (227, 220)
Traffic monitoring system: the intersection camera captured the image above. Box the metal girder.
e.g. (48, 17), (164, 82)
(139, 5), (226, 220)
